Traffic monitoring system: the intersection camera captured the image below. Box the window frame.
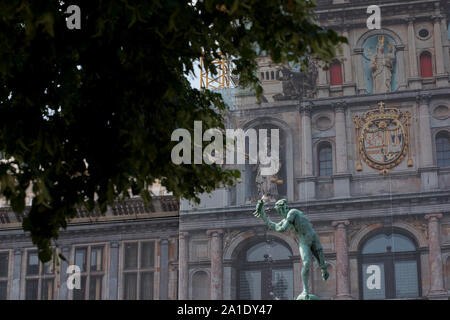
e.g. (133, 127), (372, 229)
(435, 131), (450, 167)
(317, 142), (333, 177)
(357, 229), (422, 300)
(0, 250), (12, 300)
(70, 243), (108, 300)
(120, 240), (157, 300)
(235, 238), (294, 300)
(22, 248), (59, 300)
(329, 60), (343, 86)
(419, 51), (433, 78)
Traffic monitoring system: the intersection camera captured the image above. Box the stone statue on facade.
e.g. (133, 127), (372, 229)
(254, 160), (280, 201)
(367, 36), (395, 93)
(253, 198), (329, 300)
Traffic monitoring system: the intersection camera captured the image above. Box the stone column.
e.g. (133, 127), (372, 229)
(300, 102), (313, 176)
(59, 246), (71, 300)
(407, 17), (418, 78)
(417, 93), (434, 167)
(159, 238), (169, 300)
(395, 45), (407, 90)
(353, 48), (366, 94)
(425, 213), (447, 298)
(178, 232), (189, 299)
(417, 93), (439, 191)
(342, 29), (352, 84)
(11, 248), (22, 300)
(317, 61), (329, 98)
(432, 15), (448, 87)
(299, 102), (315, 200)
(332, 220), (352, 299)
(432, 16), (445, 75)
(334, 103), (348, 174)
(207, 229), (224, 300)
(333, 102), (350, 198)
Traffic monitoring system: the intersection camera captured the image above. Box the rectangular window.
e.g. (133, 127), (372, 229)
(72, 245), (106, 300)
(24, 250), (56, 300)
(0, 251), (9, 300)
(122, 241), (156, 300)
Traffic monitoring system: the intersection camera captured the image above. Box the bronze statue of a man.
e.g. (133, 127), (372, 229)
(254, 198), (329, 300)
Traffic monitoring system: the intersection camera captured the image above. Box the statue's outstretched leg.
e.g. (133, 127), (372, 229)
(311, 236), (330, 280)
(311, 237), (329, 281)
(297, 243), (312, 300)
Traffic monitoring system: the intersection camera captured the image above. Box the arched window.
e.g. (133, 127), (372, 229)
(359, 231), (421, 299)
(192, 271), (210, 300)
(329, 61), (343, 85)
(271, 71), (275, 80)
(436, 131), (450, 167)
(420, 51), (433, 78)
(237, 239), (293, 300)
(260, 72), (264, 80)
(318, 142), (333, 176)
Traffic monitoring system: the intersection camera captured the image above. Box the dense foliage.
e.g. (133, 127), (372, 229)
(0, 0), (345, 261)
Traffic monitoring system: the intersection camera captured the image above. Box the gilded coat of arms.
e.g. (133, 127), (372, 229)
(353, 102), (412, 174)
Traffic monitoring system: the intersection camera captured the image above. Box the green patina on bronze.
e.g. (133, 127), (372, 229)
(253, 198), (329, 300)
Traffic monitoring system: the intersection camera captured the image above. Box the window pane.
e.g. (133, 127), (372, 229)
(25, 279), (39, 300)
(89, 275), (103, 300)
(239, 271), (261, 300)
(247, 241), (291, 262)
(43, 260), (54, 274)
(124, 243), (138, 270)
(41, 278), (54, 300)
(0, 252), (8, 278)
(362, 263), (385, 300)
(395, 261), (419, 298)
(75, 248), (87, 273)
(123, 273), (137, 300)
(0, 281), (7, 300)
(140, 242), (155, 269)
(362, 233), (415, 254)
(140, 272), (154, 300)
(90, 246), (104, 272)
(272, 269), (293, 300)
(73, 275), (87, 300)
(192, 271), (209, 300)
(27, 252), (39, 275)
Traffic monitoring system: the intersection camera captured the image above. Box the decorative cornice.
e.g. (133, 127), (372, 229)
(333, 101), (347, 113)
(425, 213), (443, 221)
(299, 101), (313, 116)
(332, 220), (350, 228)
(206, 229), (224, 237)
(416, 92), (432, 105)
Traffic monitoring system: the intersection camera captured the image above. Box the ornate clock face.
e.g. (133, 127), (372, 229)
(354, 103), (412, 173)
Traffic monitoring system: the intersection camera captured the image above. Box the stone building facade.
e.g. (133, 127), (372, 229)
(0, 196), (179, 300)
(1, 0), (450, 301)
(180, 0), (450, 300)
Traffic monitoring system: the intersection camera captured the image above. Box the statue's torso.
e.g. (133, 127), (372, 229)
(287, 209), (315, 245)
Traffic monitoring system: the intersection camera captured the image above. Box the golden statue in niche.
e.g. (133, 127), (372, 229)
(353, 101), (412, 174)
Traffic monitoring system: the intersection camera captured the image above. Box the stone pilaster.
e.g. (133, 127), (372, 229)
(11, 248), (22, 300)
(178, 232), (189, 299)
(299, 102), (315, 200)
(417, 93), (439, 191)
(353, 48), (366, 94)
(332, 102), (350, 198)
(334, 102), (348, 174)
(425, 214), (447, 299)
(159, 238), (169, 300)
(432, 15), (448, 86)
(406, 17), (421, 88)
(332, 220), (352, 299)
(207, 229), (224, 300)
(59, 246), (71, 300)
